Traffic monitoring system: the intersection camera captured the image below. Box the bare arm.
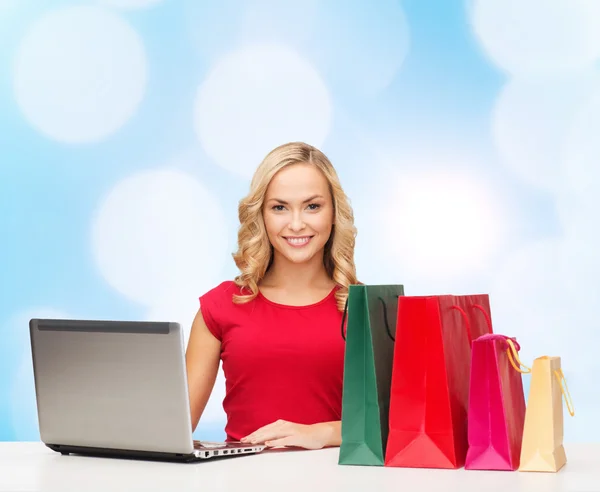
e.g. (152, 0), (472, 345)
(185, 307), (221, 432)
(318, 420), (341, 447)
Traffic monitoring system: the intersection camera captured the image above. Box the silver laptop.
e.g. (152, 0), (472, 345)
(29, 318), (265, 462)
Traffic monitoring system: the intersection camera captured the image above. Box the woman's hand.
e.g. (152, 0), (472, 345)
(240, 420), (341, 450)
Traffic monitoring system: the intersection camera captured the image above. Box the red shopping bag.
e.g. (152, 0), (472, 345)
(465, 334), (527, 471)
(384, 295), (493, 469)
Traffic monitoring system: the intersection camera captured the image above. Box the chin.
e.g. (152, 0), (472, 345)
(276, 246), (319, 265)
(273, 238), (326, 265)
(283, 253), (314, 264)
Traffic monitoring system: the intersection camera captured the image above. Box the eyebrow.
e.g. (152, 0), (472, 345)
(268, 195), (324, 205)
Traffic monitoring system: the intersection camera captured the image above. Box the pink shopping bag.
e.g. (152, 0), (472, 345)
(465, 334), (528, 471)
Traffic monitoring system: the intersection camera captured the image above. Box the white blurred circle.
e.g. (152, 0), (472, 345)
(559, 87), (600, 246)
(0, 0), (16, 15)
(564, 89), (600, 195)
(307, 0), (410, 96)
(184, 0), (319, 61)
(489, 237), (600, 374)
(492, 71), (600, 192)
(378, 169), (507, 279)
(146, 295), (200, 349)
(471, 0), (600, 75)
(194, 43), (332, 179)
(555, 189), (600, 247)
(91, 169), (229, 305)
(238, 0), (319, 46)
(96, 0), (163, 9)
(13, 6), (147, 143)
(184, 0), (408, 97)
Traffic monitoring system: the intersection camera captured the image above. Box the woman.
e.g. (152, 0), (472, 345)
(185, 141), (358, 450)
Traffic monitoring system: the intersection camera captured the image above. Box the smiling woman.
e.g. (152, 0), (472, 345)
(185, 142), (358, 450)
(266, 185), (329, 251)
(259, 164), (335, 303)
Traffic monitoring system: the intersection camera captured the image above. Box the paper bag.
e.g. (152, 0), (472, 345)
(338, 284), (404, 466)
(385, 295), (493, 469)
(465, 334), (527, 470)
(519, 356), (574, 472)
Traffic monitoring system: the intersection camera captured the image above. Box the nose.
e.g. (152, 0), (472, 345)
(289, 211), (305, 232)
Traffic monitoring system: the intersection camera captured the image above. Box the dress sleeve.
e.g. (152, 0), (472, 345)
(199, 285), (224, 342)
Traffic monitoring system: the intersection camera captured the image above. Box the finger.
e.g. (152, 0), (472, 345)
(265, 436), (296, 448)
(241, 422), (278, 442)
(241, 420), (288, 442)
(246, 421), (293, 444)
(247, 428), (292, 444)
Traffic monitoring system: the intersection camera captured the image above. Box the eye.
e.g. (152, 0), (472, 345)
(272, 205), (286, 211)
(307, 203), (321, 211)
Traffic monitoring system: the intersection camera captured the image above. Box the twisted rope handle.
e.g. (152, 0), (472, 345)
(554, 368), (575, 417)
(505, 338), (531, 374)
(471, 304), (493, 334)
(450, 305), (472, 343)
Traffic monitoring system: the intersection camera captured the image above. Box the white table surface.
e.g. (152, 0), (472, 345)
(0, 442), (599, 492)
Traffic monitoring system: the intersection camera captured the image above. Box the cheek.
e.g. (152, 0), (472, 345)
(263, 213), (284, 238)
(312, 213), (334, 234)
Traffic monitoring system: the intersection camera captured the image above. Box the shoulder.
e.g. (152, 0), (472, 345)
(198, 280), (253, 319)
(199, 280), (241, 308)
(198, 281), (244, 342)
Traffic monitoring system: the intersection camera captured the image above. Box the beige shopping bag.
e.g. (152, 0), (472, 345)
(519, 356), (574, 472)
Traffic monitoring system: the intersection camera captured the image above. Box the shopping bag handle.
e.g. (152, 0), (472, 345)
(450, 306), (472, 343)
(341, 297), (349, 340)
(554, 368), (575, 417)
(473, 333), (531, 374)
(450, 304), (493, 344)
(378, 297), (395, 342)
(505, 338), (532, 374)
(471, 304), (493, 333)
(340, 296), (396, 342)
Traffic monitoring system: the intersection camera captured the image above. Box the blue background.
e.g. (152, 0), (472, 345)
(1, 0), (598, 443)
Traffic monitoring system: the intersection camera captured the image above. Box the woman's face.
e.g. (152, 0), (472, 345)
(263, 163), (334, 267)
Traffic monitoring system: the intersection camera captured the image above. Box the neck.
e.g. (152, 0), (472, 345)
(262, 251), (332, 291)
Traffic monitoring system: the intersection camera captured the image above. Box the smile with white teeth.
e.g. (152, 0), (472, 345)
(284, 236), (312, 247)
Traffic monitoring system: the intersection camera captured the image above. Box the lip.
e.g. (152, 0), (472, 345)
(282, 236), (314, 248)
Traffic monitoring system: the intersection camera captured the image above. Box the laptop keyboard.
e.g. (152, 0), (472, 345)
(193, 441), (224, 449)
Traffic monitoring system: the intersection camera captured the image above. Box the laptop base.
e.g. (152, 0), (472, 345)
(48, 443), (207, 463)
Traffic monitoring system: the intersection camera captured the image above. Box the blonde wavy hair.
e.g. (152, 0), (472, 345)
(232, 142), (358, 311)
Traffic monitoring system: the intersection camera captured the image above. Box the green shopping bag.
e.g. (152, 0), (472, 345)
(338, 284), (404, 466)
